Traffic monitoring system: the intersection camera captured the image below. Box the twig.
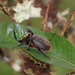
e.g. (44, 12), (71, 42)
(66, 71), (75, 75)
(0, 1), (17, 23)
(43, 0), (51, 31)
(59, 10), (75, 36)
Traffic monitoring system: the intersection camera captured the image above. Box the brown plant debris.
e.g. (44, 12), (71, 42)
(19, 52), (52, 75)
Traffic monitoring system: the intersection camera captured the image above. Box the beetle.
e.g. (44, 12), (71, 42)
(13, 28), (56, 59)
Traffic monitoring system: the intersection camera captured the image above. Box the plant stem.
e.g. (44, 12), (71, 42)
(43, 0), (51, 31)
(59, 10), (75, 36)
(0, 1), (17, 23)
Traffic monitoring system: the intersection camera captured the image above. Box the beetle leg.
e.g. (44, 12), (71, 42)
(12, 42), (26, 49)
(38, 49), (50, 59)
(13, 30), (21, 42)
(27, 45), (31, 51)
(49, 33), (56, 41)
(12, 44), (22, 49)
(27, 34), (32, 51)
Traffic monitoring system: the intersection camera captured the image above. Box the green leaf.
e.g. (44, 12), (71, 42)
(0, 22), (75, 69)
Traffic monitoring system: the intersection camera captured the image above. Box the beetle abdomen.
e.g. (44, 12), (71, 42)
(31, 35), (51, 51)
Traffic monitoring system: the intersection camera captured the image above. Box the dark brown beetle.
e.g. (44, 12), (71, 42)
(13, 28), (56, 59)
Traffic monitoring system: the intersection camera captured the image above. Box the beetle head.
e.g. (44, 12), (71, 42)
(26, 28), (34, 35)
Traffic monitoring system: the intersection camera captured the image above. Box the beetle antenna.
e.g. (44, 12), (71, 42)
(26, 28), (34, 35)
(49, 33), (56, 41)
(13, 30), (21, 42)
